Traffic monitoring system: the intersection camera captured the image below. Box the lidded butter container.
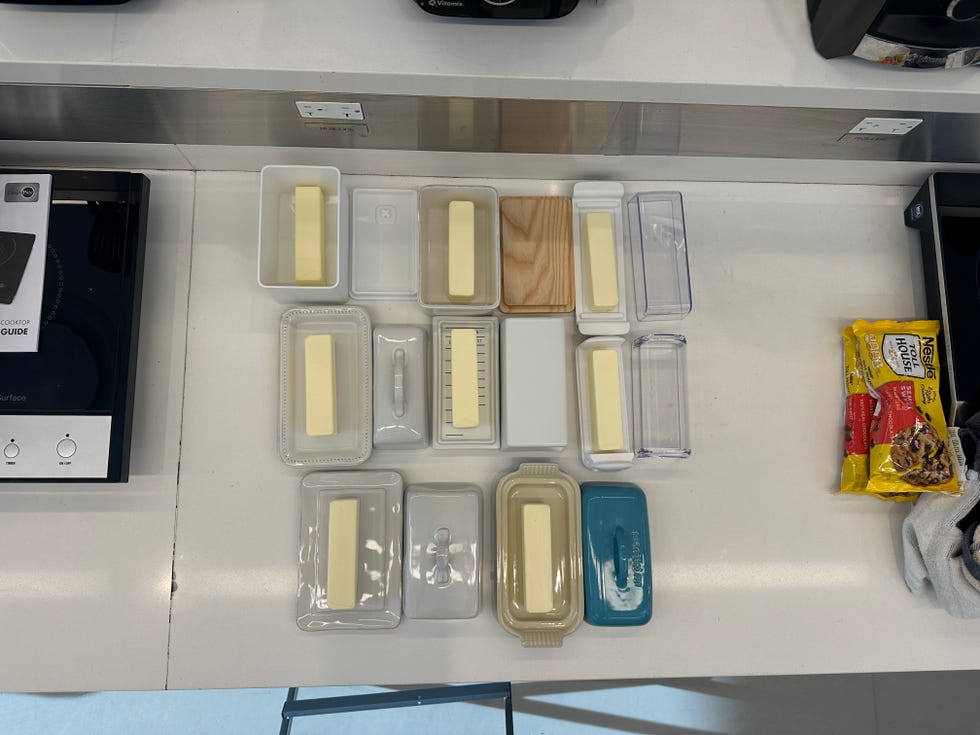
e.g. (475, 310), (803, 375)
(495, 463), (583, 648)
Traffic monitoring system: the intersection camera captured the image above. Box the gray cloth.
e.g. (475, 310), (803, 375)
(903, 470), (980, 618)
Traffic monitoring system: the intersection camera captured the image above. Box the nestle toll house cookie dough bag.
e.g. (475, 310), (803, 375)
(852, 320), (961, 497)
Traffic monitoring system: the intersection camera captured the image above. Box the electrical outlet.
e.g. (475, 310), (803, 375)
(295, 101), (364, 121)
(848, 117), (923, 136)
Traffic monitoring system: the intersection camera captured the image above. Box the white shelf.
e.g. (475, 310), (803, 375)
(1, 0), (979, 112)
(0, 171), (194, 692)
(165, 171), (980, 690)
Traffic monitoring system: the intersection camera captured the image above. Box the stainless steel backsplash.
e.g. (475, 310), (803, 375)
(0, 85), (976, 163)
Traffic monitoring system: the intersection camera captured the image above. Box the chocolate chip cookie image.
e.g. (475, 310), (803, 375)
(890, 423), (954, 486)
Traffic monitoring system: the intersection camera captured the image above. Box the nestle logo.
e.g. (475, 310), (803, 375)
(0, 394), (26, 402)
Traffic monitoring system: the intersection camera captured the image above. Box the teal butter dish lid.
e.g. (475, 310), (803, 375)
(581, 483), (652, 626)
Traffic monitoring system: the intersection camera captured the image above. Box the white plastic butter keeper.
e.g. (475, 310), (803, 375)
(419, 185), (500, 313)
(373, 326), (428, 449)
(403, 484), (482, 619)
(432, 316), (499, 449)
(501, 317), (568, 450)
(258, 165), (349, 302)
(351, 188), (419, 299)
(572, 182), (629, 336)
(280, 306), (372, 467)
(297, 471), (403, 630)
(575, 336), (634, 471)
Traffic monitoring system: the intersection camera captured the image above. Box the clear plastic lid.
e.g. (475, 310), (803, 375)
(296, 471), (403, 630)
(575, 337), (634, 472)
(350, 188), (419, 299)
(403, 484), (482, 620)
(631, 334), (691, 458)
(627, 192), (691, 321)
(495, 462), (583, 648)
(279, 306), (372, 466)
(418, 186), (500, 312)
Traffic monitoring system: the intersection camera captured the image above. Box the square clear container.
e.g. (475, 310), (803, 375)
(373, 326), (429, 449)
(632, 334), (691, 458)
(571, 182), (629, 336)
(297, 471), (402, 630)
(403, 484), (482, 620)
(575, 337), (634, 472)
(258, 165), (349, 302)
(350, 188), (419, 299)
(419, 186), (500, 312)
(495, 462), (583, 648)
(431, 316), (499, 449)
(279, 306), (372, 467)
(627, 192), (692, 321)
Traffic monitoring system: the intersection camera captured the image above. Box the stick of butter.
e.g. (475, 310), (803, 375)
(326, 498), (359, 610)
(450, 328), (480, 429)
(589, 348), (625, 451)
(522, 503), (554, 614)
(448, 200), (475, 302)
(584, 211), (618, 312)
(295, 185), (326, 286)
(305, 334), (337, 437)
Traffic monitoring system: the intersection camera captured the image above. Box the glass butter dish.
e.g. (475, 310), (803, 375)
(495, 463), (583, 648)
(627, 192), (691, 321)
(279, 306), (372, 467)
(297, 471), (403, 631)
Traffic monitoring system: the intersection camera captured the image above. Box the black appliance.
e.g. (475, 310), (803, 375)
(415, 0), (580, 19)
(0, 170), (149, 483)
(905, 172), (980, 428)
(809, 0), (980, 68)
(0, 232), (36, 305)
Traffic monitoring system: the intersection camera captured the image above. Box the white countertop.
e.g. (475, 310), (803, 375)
(1, 0), (979, 112)
(0, 171), (194, 692)
(165, 171), (980, 690)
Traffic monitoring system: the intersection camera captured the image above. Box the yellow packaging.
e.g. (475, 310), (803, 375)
(840, 327), (875, 495)
(852, 319), (960, 496)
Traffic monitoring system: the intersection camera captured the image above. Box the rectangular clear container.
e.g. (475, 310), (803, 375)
(258, 165), (349, 302)
(627, 192), (692, 321)
(296, 471), (402, 630)
(350, 188), (419, 299)
(495, 462), (583, 648)
(419, 186), (500, 312)
(279, 306), (372, 467)
(431, 316), (499, 449)
(403, 484), (482, 620)
(575, 336), (634, 472)
(632, 334), (691, 458)
(571, 181), (629, 336)
(373, 326), (428, 449)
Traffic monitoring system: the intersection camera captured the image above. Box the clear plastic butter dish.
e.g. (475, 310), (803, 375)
(279, 306), (372, 467)
(575, 337), (634, 472)
(419, 186), (500, 313)
(495, 463), (583, 648)
(351, 188), (419, 300)
(632, 334), (690, 458)
(297, 471), (403, 630)
(258, 165), (348, 302)
(627, 192), (691, 321)
(403, 484), (482, 620)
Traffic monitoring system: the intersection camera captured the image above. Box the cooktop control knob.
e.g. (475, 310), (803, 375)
(3, 443), (19, 459)
(56, 438), (77, 459)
